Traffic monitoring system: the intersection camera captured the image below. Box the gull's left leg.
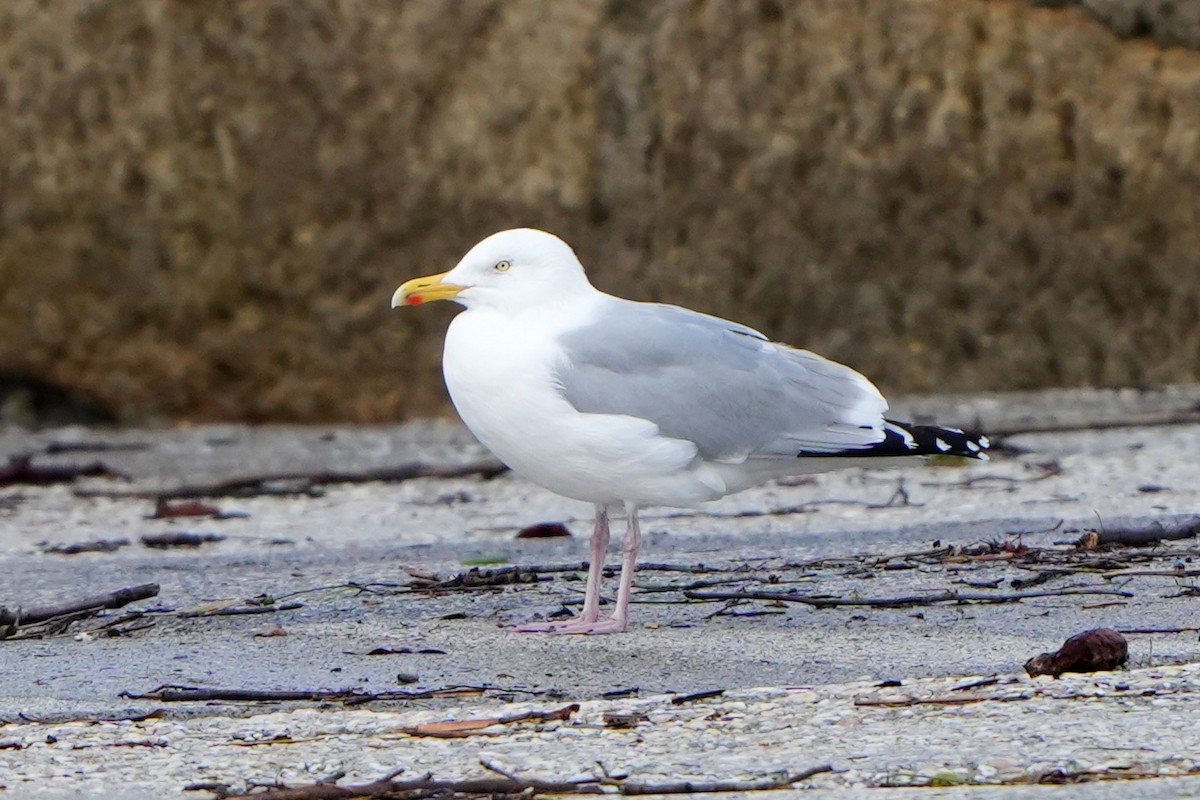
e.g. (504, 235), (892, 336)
(513, 505), (612, 633)
(604, 505), (642, 632)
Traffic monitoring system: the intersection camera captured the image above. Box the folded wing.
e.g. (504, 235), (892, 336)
(554, 300), (890, 463)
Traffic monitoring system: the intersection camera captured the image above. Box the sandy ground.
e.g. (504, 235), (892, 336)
(2, 386), (1200, 798)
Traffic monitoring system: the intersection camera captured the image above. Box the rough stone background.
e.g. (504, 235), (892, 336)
(1, 0), (1198, 424)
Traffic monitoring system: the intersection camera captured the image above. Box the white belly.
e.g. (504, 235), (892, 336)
(441, 309), (717, 508)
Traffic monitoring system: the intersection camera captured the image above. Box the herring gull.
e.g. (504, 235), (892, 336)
(393, 228), (988, 634)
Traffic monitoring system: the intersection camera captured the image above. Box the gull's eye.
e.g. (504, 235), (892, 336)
(494, 260), (512, 273)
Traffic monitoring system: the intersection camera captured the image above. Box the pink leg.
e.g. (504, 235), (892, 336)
(513, 506), (611, 633)
(514, 508), (641, 635)
(607, 509), (642, 631)
(578, 507), (610, 622)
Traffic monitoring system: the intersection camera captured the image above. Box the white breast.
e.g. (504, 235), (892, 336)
(441, 306), (710, 507)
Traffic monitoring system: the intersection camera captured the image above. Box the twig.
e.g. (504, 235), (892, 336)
(76, 461), (507, 500)
(122, 686), (354, 703)
(1099, 568), (1200, 579)
(1009, 569), (1073, 590)
(0, 583), (159, 637)
(683, 586), (1133, 608)
(1083, 518), (1200, 547)
(636, 576), (761, 594)
(417, 561), (742, 591)
(273, 582), (407, 602)
(178, 602), (303, 618)
(142, 532), (227, 548)
(214, 762), (835, 799)
(120, 683), (537, 704)
(854, 693), (1031, 707)
(44, 440), (150, 454)
(15, 709), (163, 725)
(0, 454), (128, 487)
(38, 538), (130, 555)
(671, 689), (725, 705)
(618, 765), (833, 793)
(480, 760), (525, 782)
(219, 772), (595, 799)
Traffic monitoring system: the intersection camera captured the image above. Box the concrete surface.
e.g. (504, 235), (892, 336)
(2, 386), (1200, 797)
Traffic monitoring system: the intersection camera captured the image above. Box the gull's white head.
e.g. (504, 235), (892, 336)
(392, 228), (593, 312)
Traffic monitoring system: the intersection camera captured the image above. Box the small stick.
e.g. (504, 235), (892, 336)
(1009, 569), (1073, 590)
(0, 583), (159, 633)
(119, 683), (538, 704)
(619, 765), (834, 794)
(854, 693), (1031, 708)
(683, 586), (1133, 608)
(215, 764), (835, 799)
(75, 461), (507, 500)
(178, 602), (303, 618)
(1084, 518), (1200, 547)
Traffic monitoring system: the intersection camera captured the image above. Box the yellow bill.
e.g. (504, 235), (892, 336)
(391, 272), (464, 308)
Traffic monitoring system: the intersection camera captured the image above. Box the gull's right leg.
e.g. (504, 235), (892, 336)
(512, 505), (610, 633)
(578, 505), (611, 622)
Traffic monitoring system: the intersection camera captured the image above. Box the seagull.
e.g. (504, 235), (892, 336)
(393, 228), (988, 634)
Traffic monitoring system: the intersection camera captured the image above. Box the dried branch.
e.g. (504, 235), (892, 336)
(44, 440), (150, 454)
(77, 461), (507, 500)
(1081, 518), (1200, 547)
(178, 602), (303, 618)
(212, 762), (835, 799)
(854, 693), (1031, 708)
(671, 689), (725, 705)
(683, 586), (1133, 608)
(120, 683), (533, 704)
(618, 765), (833, 794)
(0, 454), (128, 487)
(1099, 568), (1200, 579)
(38, 538), (130, 555)
(415, 561), (744, 592)
(142, 532), (227, 548)
(1009, 569), (1073, 590)
(0, 583), (159, 638)
(218, 772), (595, 799)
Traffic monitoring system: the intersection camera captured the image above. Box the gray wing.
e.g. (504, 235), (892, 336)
(555, 300), (888, 462)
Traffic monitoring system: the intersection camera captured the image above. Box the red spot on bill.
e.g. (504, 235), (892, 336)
(408, 295), (425, 306)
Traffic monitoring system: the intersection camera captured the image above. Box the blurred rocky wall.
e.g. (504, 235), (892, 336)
(0, 0), (1198, 424)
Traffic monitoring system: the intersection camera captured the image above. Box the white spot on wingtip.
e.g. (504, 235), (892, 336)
(978, 435), (991, 448)
(935, 438), (951, 452)
(886, 422), (918, 449)
(966, 441), (980, 452)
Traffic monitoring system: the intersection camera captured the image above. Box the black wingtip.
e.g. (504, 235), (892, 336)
(879, 420), (990, 459)
(798, 420), (990, 460)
